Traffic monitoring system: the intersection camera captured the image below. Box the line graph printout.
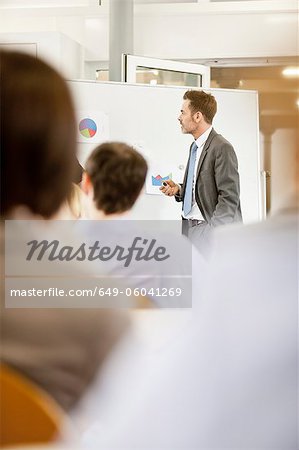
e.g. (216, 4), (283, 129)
(146, 162), (183, 195)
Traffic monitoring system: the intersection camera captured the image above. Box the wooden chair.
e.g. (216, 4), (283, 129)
(0, 364), (68, 447)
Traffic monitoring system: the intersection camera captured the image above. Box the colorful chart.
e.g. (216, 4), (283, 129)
(151, 173), (172, 186)
(79, 118), (97, 138)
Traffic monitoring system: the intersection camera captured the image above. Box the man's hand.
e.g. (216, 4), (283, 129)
(159, 180), (180, 197)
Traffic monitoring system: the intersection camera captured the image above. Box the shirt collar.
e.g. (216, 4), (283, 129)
(194, 126), (213, 149)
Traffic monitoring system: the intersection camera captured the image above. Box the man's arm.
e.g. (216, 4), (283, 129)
(211, 143), (241, 227)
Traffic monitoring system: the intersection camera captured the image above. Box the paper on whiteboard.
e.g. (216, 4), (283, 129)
(146, 162), (183, 195)
(76, 111), (109, 144)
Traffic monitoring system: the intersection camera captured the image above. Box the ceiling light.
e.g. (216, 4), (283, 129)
(282, 67), (299, 77)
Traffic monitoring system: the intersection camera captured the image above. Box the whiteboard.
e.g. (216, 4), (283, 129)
(68, 80), (262, 223)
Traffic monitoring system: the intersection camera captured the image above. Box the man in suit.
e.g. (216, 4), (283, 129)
(160, 90), (242, 251)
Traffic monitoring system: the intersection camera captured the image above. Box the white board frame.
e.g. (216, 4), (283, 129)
(68, 80), (263, 223)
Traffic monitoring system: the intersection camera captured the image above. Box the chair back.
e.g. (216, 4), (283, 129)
(0, 364), (66, 447)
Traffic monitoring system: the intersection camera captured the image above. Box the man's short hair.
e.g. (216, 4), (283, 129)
(183, 90), (217, 124)
(86, 142), (148, 215)
(1, 50), (77, 218)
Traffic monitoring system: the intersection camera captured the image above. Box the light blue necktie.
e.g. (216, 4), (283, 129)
(183, 141), (198, 216)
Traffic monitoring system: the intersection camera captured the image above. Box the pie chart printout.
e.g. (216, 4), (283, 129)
(79, 118), (97, 138)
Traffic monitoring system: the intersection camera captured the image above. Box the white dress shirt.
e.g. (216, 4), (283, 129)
(182, 126), (212, 220)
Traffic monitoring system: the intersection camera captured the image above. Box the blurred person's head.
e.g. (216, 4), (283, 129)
(1, 50), (77, 218)
(83, 142), (148, 218)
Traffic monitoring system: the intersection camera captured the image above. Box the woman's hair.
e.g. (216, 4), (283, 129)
(1, 50), (77, 218)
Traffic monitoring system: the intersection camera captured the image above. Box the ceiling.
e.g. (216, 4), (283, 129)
(135, 0), (275, 3)
(0, 0), (291, 7)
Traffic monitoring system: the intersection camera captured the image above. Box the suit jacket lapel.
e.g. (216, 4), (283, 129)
(181, 129), (218, 198)
(196, 128), (217, 178)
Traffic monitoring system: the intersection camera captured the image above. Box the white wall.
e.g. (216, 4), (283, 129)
(0, 1), (297, 65)
(0, 31), (83, 79)
(133, 11), (297, 61)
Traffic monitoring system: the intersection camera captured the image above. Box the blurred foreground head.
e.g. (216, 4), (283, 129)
(1, 50), (77, 218)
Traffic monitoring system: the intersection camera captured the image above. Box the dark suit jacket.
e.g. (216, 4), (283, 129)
(176, 128), (242, 227)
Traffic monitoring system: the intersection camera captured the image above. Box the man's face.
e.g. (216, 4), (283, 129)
(178, 99), (198, 135)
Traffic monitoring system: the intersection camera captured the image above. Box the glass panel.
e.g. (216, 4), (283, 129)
(95, 66), (204, 87)
(136, 66), (202, 87)
(96, 70), (109, 82)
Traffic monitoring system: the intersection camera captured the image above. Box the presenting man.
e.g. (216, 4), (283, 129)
(160, 90), (242, 250)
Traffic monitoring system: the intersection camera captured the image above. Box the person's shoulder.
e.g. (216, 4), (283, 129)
(218, 211), (296, 235)
(208, 129), (234, 152)
(211, 212), (297, 257)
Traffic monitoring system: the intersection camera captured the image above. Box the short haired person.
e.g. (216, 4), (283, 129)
(160, 90), (242, 252)
(82, 143), (152, 306)
(81, 143), (189, 307)
(0, 50), (128, 414)
(83, 142), (148, 219)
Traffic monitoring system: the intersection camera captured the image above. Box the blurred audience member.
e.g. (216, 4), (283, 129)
(77, 139), (298, 448)
(83, 141), (147, 219)
(0, 50), (129, 412)
(81, 142), (189, 308)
